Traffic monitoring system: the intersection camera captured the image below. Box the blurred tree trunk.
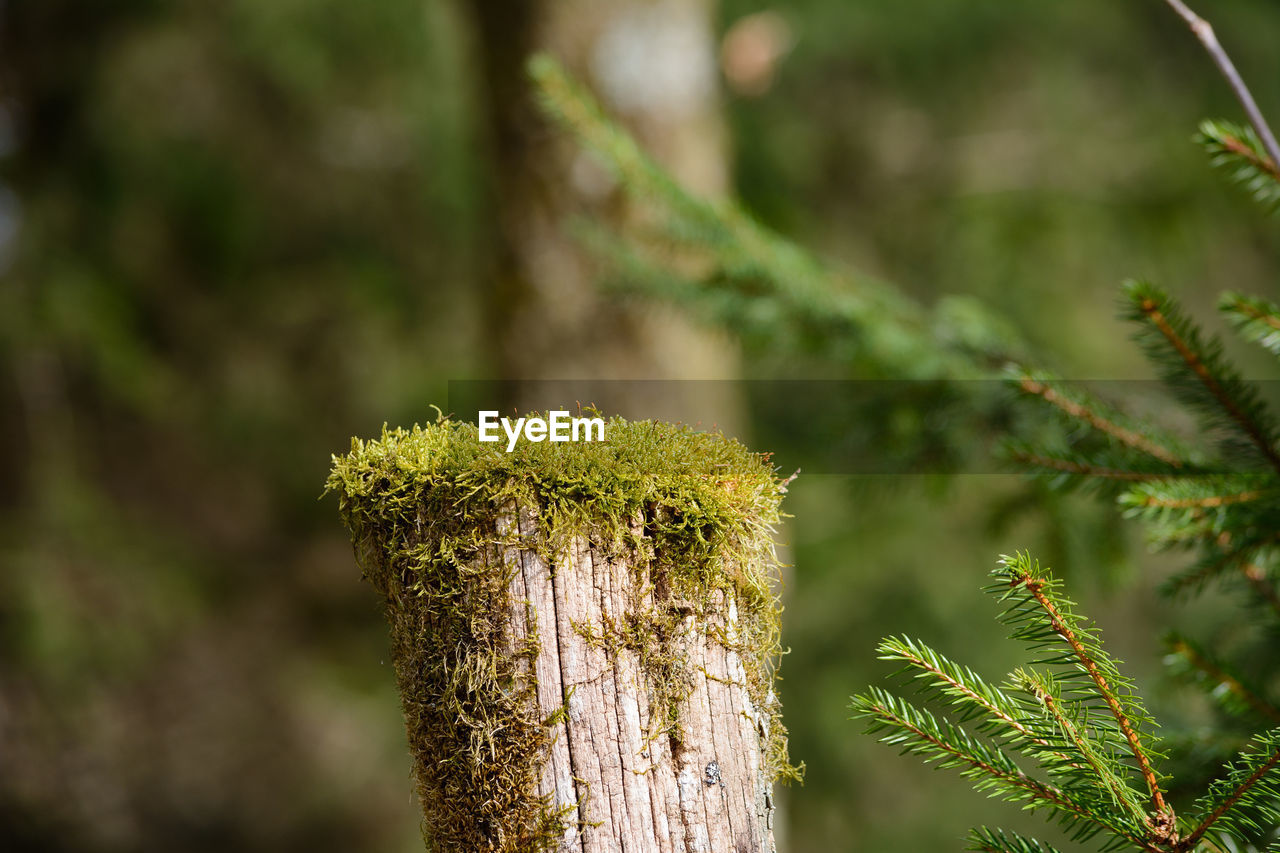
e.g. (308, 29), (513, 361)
(470, 0), (741, 425)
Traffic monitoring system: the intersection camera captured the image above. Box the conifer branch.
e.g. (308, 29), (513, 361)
(878, 637), (1076, 764)
(862, 556), (1280, 852)
(1010, 569), (1170, 818)
(854, 689), (1151, 848)
(1162, 0), (1280, 172)
(1163, 533), (1280, 603)
(1227, 297), (1280, 332)
(1167, 636), (1280, 725)
(1011, 453), (1168, 481)
(1120, 478), (1273, 552)
(1128, 489), (1265, 509)
(1217, 130), (1280, 183)
(1222, 293), (1280, 354)
(527, 55), (978, 379)
(1130, 289), (1280, 475)
(1198, 123), (1280, 212)
(1017, 671), (1149, 825)
(1180, 733), (1280, 850)
(1016, 377), (1183, 467)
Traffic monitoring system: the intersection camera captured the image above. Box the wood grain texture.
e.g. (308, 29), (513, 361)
(492, 499), (778, 853)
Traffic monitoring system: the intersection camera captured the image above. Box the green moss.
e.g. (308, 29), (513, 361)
(326, 414), (799, 852)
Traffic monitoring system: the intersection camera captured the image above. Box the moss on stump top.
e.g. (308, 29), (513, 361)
(326, 416), (797, 851)
(326, 415), (788, 593)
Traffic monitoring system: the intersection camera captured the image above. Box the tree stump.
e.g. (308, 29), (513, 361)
(328, 417), (798, 853)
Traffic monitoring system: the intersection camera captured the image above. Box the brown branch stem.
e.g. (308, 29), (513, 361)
(1229, 296), (1280, 330)
(1012, 453), (1166, 481)
(1026, 679), (1148, 825)
(1178, 744), (1280, 851)
(1018, 377), (1182, 466)
(1136, 298), (1280, 475)
(1133, 490), (1264, 509)
(1018, 576), (1170, 819)
(1221, 134), (1280, 182)
(1163, 0), (1280, 171)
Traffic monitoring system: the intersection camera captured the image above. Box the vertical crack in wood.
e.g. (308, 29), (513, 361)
(512, 499), (583, 851)
(553, 533), (607, 851)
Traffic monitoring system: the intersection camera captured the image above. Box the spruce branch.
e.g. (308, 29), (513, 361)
(529, 55), (939, 374)
(1198, 123), (1280, 212)
(1161, 532), (1280, 602)
(1126, 488), (1266, 510)
(1124, 281), (1280, 475)
(1014, 374), (1185, 467)
(1162, 0), (1280, 173)
(1009, 451), (1173, 482)
(528, 54), (1026, 380)
(996, 555), (1171, 821)
(859, 556), (1280, 852)
(1015, 669), (1150, 826)
(1222, 292), (1280, 356)
(1119, 476), (1276, 549)
(1165, 635), (1280, 725)
(1181, 729), (1280, 850)
(852, 687), (1149, 847)
(877, 636), (1077, 764)
(1217, 131), (1280, 183)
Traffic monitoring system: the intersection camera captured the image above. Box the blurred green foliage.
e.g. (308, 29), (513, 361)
(2, 1), (1279, 851)
(2, 1), (484, 849)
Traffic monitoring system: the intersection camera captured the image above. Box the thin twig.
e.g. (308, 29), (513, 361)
(1012, 452), (1166, 481)
(1162, 0), (1280, 171)
(1017, 377), (1183, 466)
(1132, 489), (1265, 509)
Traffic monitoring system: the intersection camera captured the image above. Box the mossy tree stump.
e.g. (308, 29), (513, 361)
(328, 417), (799, 853)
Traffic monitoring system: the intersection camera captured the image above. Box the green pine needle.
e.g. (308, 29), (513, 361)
(1183, 728), (1280, 848)
(1122, 280), (1280, 475)
(1221, 291), (1280, 358)
(1198, 119), (1280, 213)
(967, 826), (1068, 853)
(854, 555), (1196, 851)
(1008, 367), (1191, 469)
(1163, 633), (1280, 726)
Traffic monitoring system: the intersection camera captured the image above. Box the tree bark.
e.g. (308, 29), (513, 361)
(492, 500), (777, 853)
(469, 0), (741, 426)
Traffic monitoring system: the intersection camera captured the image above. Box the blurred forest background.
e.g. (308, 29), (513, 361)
(3, 1), (1280, 851)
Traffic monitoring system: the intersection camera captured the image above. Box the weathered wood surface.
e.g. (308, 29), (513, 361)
(493, 500), (777, 853)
